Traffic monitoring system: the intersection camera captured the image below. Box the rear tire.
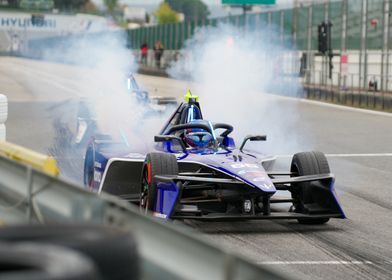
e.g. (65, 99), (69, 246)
(83, 135), (112, 188)
(140, 153), (178, 213)
(290, 151), (330, 225)
(83, 146), (95, 188)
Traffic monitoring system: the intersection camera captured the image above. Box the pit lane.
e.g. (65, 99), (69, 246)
(2, 56), (392, 280)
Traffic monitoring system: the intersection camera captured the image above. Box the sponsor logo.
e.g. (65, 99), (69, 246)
(231, 163), (259, 169)
(153, 212), (167, 219)
(0, 16), (56, 29)
(94, 161), (102, 169)
(126, 153), (145, 158)
(93, 171), (101, 182)
(262, 183), (273, 189)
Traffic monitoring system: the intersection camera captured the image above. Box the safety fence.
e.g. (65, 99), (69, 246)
(21, 0), (392, 112)
(127, 0), (392, 112)
(127, 0), (391, 51)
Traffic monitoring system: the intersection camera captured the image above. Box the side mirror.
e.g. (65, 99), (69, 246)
(239, 135), (267, 152)
(154, 135), (186, 153)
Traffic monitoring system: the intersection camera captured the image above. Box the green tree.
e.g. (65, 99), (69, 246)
(53, 0), (88, 11)
(103, 0), (118, 15)
(7, 0), (19, 8)
(165, 0), (209, 22)
(155, 2), (179, 24)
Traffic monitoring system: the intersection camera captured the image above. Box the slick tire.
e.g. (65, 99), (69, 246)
(0, 225), (139, 280)
(83, 145), (95, 187)
(0, 242), (99, 280)
(0, 94), (8, 124)
(290, 151), (330, 225)
(141, 152), (178, 211)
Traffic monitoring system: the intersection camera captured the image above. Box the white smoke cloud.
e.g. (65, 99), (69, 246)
(168, 24), (305, 154)
(37, 31), (167, 155)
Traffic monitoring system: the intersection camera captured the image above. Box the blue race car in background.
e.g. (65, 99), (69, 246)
(84, 91), (345, 224)
(74, 73), (177, 147)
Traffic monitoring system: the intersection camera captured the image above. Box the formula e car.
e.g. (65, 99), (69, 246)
(84, 92), (345, 224)
(74, 73), (177, 146)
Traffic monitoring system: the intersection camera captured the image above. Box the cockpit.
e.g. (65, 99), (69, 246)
(157, 92), (235, 153)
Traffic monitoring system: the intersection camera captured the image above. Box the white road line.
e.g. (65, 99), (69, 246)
(299, 98), (392, 117)
(326, 153), (392, 157)
(257, 260), (374, 265)
(275, 153), (392, 158)
(269, 93), (392, 117)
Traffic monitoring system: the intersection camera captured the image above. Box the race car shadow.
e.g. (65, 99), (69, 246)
(185, 220), (344, 235)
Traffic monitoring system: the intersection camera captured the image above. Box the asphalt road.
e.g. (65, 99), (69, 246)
(2, 56), (392, 280)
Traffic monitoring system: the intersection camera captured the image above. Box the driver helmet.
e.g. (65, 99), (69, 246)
(184, 120), (213, 148)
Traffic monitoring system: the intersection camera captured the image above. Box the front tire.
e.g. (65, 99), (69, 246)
(290, 151), (330, 225)
(140, 153), (178, 213)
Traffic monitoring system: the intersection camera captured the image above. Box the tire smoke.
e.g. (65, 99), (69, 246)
(168, 24), (306, 154)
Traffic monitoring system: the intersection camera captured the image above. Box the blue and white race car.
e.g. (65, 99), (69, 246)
(74, 73), (177, 146)
(84, 92), (345, 224)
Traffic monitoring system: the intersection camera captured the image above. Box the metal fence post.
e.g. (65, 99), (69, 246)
(359, 0), (368, 91)
(307, 2), (313, 84)
(364, 0), (369, 89)
(268, 11), (272, 29)
(323, 0), (330, 86)
(280, 10), (284, 44)
(381, 0), (390, 95)
(175, 22), (179, 50)
(339, 0), (348, 93)
(387, 0), (391, 93)
(292, 1), (298, 76)
(187, 20), (191, 42)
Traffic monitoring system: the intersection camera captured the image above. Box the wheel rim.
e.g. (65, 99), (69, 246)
(140, 162), (151, 214)
(290, 163), (303, 212)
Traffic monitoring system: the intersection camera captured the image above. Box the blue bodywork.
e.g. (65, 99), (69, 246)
(84, 96), (345, 222)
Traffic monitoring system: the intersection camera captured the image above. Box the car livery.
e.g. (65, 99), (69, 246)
(84, 92), (345, 224)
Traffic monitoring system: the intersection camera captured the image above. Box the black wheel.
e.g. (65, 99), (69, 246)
(0, 225), (139, 280)
(140, 153), (178, 213)
(83, 135), (112, 188)
(84, 146), (94, 188)
(290, 151), (330, 225)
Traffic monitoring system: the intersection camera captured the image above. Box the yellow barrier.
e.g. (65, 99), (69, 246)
(0, 141), (60, 177)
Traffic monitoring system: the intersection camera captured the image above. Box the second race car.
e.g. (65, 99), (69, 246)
(74, 72), (177, 147)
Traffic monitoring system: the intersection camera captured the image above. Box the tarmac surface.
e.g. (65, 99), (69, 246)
(2, 56), (392, 280)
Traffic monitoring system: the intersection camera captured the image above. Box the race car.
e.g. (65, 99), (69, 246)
(74, 73), (177, 147)
(84, 91), (345, 224)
